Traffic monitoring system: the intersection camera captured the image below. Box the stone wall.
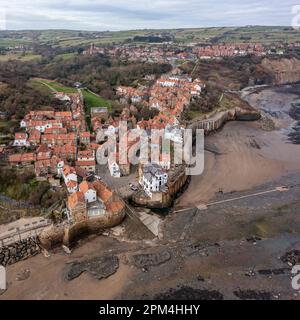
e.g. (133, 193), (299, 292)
(38, 224), (65, 250)
(0, 237), (41, 267)
(39, 209), (126, 249)
(190, 107), (260, 134)
(63, 209), (126, 247)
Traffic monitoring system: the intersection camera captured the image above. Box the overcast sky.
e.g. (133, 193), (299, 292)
(1, 0), (300, 30)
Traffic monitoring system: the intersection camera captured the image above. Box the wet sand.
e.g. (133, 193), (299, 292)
(177, 86), (300, 207)
(3, 172), (300, 300)
(1, 236), (138, 300)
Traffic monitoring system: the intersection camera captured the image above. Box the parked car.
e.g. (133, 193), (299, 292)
(129, 183), (138, 191)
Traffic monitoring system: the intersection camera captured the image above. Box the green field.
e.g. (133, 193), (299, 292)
(31, 79), (78, 94)
(0, 38), (31, 47)
(28, 79), (112, 112)
(28, 79), (78, 97)
(81, 89), (111, 111)
(45, 81), (77, 93)
(1, 27), (300, 50)
(80, 89), (112, 131)
(0, 53), (42, 62)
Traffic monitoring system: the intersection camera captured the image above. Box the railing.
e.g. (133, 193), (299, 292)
(0, 219), (52, 247)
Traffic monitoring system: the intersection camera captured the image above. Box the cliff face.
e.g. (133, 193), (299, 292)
(191, 56), (300, 90)
(261, 58), (300, 85)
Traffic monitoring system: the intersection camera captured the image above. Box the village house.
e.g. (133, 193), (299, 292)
(54, 111), (72, 122)
(140, 163), (168, 199)
(91, 107), (109, 121)
(164, 123), (184, 144)
(91, 117), (102, 132)
(79, 131), (91, 145)
(23, 110), (55, 121)
(67, 179), (124, 223)
(75, 166), (90, 182)
(67, 120), (82, 133)
(159, 152), (171, 170)
(13, 133), (29, 147)
(22, 120), (63, 133)
(83, 43), (105, 56)
(41, 133), (77, 146)
(9, 153), (36, 166)
(55, 93), (71, 102)
(76, 150), (96, 172)
(92, 180), (125, 215)
(36, 144), (52, 161)
(44, 126), (67, 135)
(53, 144), (77, 162)
(62, 165), (78, 193)
(79, 181), (97, 203)
(28, 129), (41, 145)
(35, 155), (63, 178)
(108, 155), (121, 178)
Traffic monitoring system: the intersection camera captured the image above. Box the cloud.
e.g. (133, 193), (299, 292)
(2, 0), (299, 30)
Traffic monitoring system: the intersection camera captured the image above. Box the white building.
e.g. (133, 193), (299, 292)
(66, 180), (78, 194)
(79, 181), (97, 203)
(57, 160), (65, 176)
(131, 95), (142, 103)
(76, 150), (96, 173)
(150, 101), (161, 110)
(13, 133), (29, 147)
(105, 125), (118, 136)
(140, 164), (168, 198)
(20, 120), (27, 128)
(55, 93), (71, 102)
(108, 158), (121, 178)
(62, 165), (78, 193)
(21, 120), (63, 133)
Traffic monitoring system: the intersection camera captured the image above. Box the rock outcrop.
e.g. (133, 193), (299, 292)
(0, 237), (41, 267)
(261, 58), (300, 85)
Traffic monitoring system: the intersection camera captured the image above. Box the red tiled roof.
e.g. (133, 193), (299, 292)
(80, 131), (91, 138)
(76, 160), (96, 167)
(79, 181), (95, 193)
(67, 180), (77, 188)
(92, 181), (112, 203)
(9, 153), (36, 163)
(15, 133), (27, 140)
(68, 191), (85, 210)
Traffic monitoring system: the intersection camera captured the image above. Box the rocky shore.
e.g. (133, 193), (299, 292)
(0, 237), (41, 267)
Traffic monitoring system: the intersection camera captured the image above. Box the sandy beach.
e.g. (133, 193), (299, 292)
(177, 86), (300, 207)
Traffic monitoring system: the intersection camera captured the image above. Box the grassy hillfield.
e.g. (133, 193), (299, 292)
(1, 26), (299, 50)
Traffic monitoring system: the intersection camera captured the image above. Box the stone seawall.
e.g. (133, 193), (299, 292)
(0, 210), (126, 265)
(63, 209), (126, 247)
(39, 209), (126, 250)
(0, 237), (41, 267)
(189, 107), (261, 134)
